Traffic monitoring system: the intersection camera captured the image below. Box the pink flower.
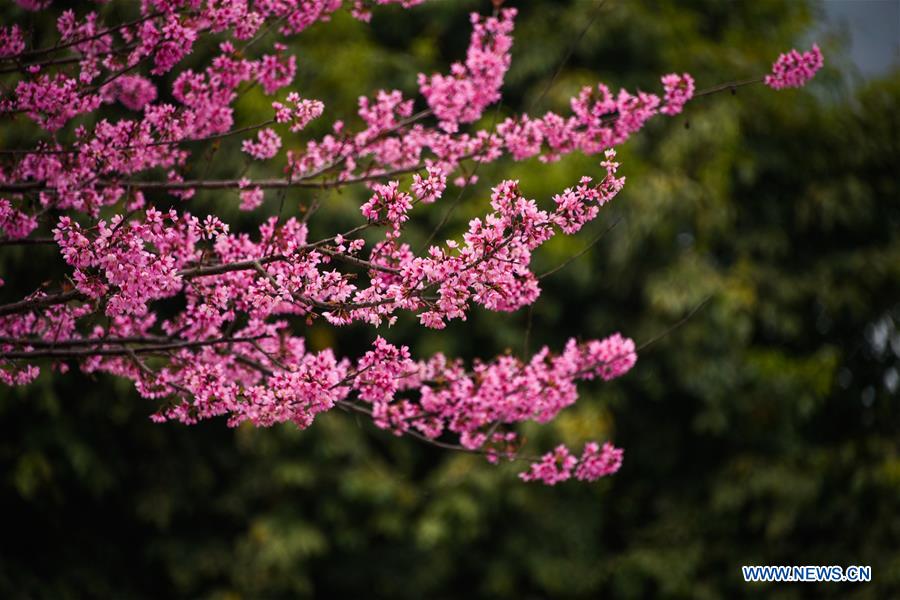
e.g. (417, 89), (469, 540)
(519, 445), (578, 485)
(16, 0), (50, 11)
(582, 333), (637, 381)
(239, 187), (264, 211)
(274, 93), (324, 132)
(0, 0), (812, 486)
(104, 75), (157, 111)
(13, 74), (101, 130)
(257, 51), (296, 95)
(150, 15), (198, 75)
(411, 166), (447, 204)
(242, 128), (282, 160)
(418, 9), (517, 132)
(520, 442), (623, 484)
(575, 442), (623, 481)
(0, 26), (25, 58)
(765, 44), (824, 90)
(360, 181), (413, 228)
(0, 200), (38, 240)
(660, 72), (695, 115)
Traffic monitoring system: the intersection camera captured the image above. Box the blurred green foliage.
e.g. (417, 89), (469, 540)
(1, 0), (899, 598)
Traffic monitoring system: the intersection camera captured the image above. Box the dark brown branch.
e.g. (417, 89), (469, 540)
(0, 335), (265, 360)
(0, 237), (55, 246)
(0, 335), (171, 347)
(4, 12), (163, 62)
(694, 76), (765, 98)
(0, 161), (437, 193)
(0, 42), (140, 75)
(0, 119), (277, 156)
(0, 289), (83, 317)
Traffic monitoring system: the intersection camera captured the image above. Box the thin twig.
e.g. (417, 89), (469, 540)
(538, 217), (622, 279)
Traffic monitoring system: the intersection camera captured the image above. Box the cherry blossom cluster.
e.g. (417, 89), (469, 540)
(0, 199), (38, 240)
(765, 44), (824, 90)
(418, 8), (516, 132)
(273, 92), (325, 132)
(242, 127), (283, 160)
(1, 163), (631, 481)
(26, 153), (621, 333)
(519, 442), (624, 485)
(0, 25), (26, 58)
(0, 1), (823, 484)
(660, 73), (695, 116)
(101, 75), (158, 111)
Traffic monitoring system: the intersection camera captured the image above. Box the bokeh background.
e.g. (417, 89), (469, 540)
(1, 0), (899, 597)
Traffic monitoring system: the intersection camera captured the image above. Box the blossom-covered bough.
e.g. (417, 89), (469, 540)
(0, 1), (822, 484)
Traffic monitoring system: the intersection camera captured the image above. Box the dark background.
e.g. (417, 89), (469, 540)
(1, 0), (898, 597)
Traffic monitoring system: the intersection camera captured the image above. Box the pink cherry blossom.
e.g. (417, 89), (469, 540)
(0, 26), (25, 58)
(411, 165), (447, 204)
(765, 44), (824, 90)
(660, 72), (695, 115)
(0, 1), (823, 484)
(242, 128), (282, 159)
(0, 199), (39, 240)
(103, 75), (158, 111)
(418, 9), (516, 132)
